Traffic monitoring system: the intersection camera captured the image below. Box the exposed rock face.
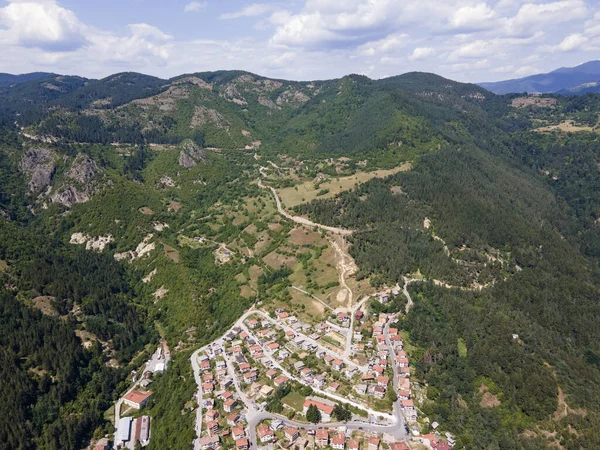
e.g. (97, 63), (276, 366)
(51, 153), (103, 207)
(67, 153), (100, 184)
(178, 140), (206, 167)
(159, 175), (176, 188)
(51, 186), (91, 206)
(258, 96), (279, 109)
(276, 89), (310, 105)
(20, 148), (56, 192)
(69, 233), (113, 251)
(190, 106), (229, 129)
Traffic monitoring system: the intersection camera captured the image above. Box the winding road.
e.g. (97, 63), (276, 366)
(257, 176), (353, 236)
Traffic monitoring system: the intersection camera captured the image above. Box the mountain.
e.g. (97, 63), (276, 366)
(0, 72), (56, 87)
(479, 60), (600, 94)
(1, 69), (600, 450)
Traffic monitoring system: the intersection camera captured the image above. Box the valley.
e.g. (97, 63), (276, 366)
(1, 70), (600, 450)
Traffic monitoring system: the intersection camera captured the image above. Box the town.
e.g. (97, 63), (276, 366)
(187, 297), (455, 450)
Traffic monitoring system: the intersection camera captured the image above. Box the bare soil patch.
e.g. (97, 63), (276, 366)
(288, 227), (324, 246)
(163, 243), (180, 263)
(511, 96), (557, 108)
(168, 200), (182, 212)
(264, 251), (296, 269)
(139, 206), (154, 215)
(31, 296), (59, 317)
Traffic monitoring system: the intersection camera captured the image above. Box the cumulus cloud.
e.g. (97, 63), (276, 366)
(449, 3), (496, 30)
(357, 33), (409, 56)
(0, 0), (598, 84)
(409, 47), (435, 60)
(554, 33), (588, 52)
(184, 2), (207, 13)
(503, 0), (588, 36)
(0, 0), (88, 51)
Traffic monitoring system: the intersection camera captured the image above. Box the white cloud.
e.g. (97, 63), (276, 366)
(584, 12), (600, 37)
(0, 0), (598, 85)
(409, 47), (435, 60)
(504, 0), (588, 36)
(555, 33), (588, 52)
(357, 33), (409, 56)
(0, 0), (88, 51)
(184, 1), (207, 13)
(449, 3), (496, 30)
(220, 3), (279, 20)
(450, 58), (490, 72)
(515, 65), (540, 75)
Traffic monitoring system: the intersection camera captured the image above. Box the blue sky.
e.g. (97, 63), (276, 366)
(0, 0), (598, 83)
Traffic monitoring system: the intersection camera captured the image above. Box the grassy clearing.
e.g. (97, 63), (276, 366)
(263, 251), (297, 269)
(277, 164), (412, 208)
(288, 227), (325, 246)
(534, 120), (599, 133)
(282, 391), (306, 411)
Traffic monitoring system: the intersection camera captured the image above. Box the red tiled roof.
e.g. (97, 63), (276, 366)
(123, 390), (152, 405)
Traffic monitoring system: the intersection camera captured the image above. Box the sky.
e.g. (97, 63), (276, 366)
(0, 0), (599, 83)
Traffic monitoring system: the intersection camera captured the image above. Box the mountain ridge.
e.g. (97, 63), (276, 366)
(479, 60), (600, 94)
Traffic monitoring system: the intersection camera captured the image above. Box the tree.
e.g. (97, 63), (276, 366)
(306, 404), (321, 424)
(332, 404), (352, 422)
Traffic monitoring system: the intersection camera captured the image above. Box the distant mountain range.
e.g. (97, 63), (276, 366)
(0, 72), (56, 87)
(479, 61), (600, 95)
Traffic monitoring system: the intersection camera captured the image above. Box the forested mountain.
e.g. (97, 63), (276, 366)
(0, 72), (57, 88)
(1, 69), (600, 449)
(479, 60), (600, 94)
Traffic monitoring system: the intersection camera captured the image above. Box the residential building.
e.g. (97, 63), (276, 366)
(224, 398), (237, 412)
(205, 409), (219, 422)
(376, 376), (389, 387)
(389, 443), (409, 450)
(348, 439), (360, 450)
(274, 375), (289, 386)
(232, 427), (245, 440)
(285, 427), (299, 442)
(199, 435), (220, 450)
(207, 420), (219, 436)
(236, 438), (249, 450)
(227, 413), (240, 426)
(316, 429), (329, 447)
(122, 390), (153, 409)
(243, 371), (258, 383)
(257, 424), (274, 443)
(332, 434), (345, 450)
(368, 438), (380, 450)
(332, 359), (344, 371)
(302, 399), (334, 422)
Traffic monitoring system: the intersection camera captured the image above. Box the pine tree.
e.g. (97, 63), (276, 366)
(306, 404), (321, 424)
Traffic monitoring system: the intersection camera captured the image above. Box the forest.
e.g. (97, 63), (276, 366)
(1, 69), (600, 449)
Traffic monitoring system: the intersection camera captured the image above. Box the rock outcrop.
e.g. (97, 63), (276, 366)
(20, 148), (56, 192)
(178, 140), (206, 167)
(51, 153), (103, 207)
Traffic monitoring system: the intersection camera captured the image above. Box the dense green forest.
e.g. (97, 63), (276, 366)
(1, 69), (600, 449)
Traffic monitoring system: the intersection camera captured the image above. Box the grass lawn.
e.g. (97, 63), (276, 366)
(282, 391), (306, 411)
(276, 164), (411, 208)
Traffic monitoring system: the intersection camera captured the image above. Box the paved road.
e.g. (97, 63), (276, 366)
(383, 314), (407, 435)
(191, 304), (409, 450)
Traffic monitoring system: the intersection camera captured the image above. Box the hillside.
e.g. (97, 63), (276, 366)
(1, 69), (600, 449)
(479, 60), (600, 94)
